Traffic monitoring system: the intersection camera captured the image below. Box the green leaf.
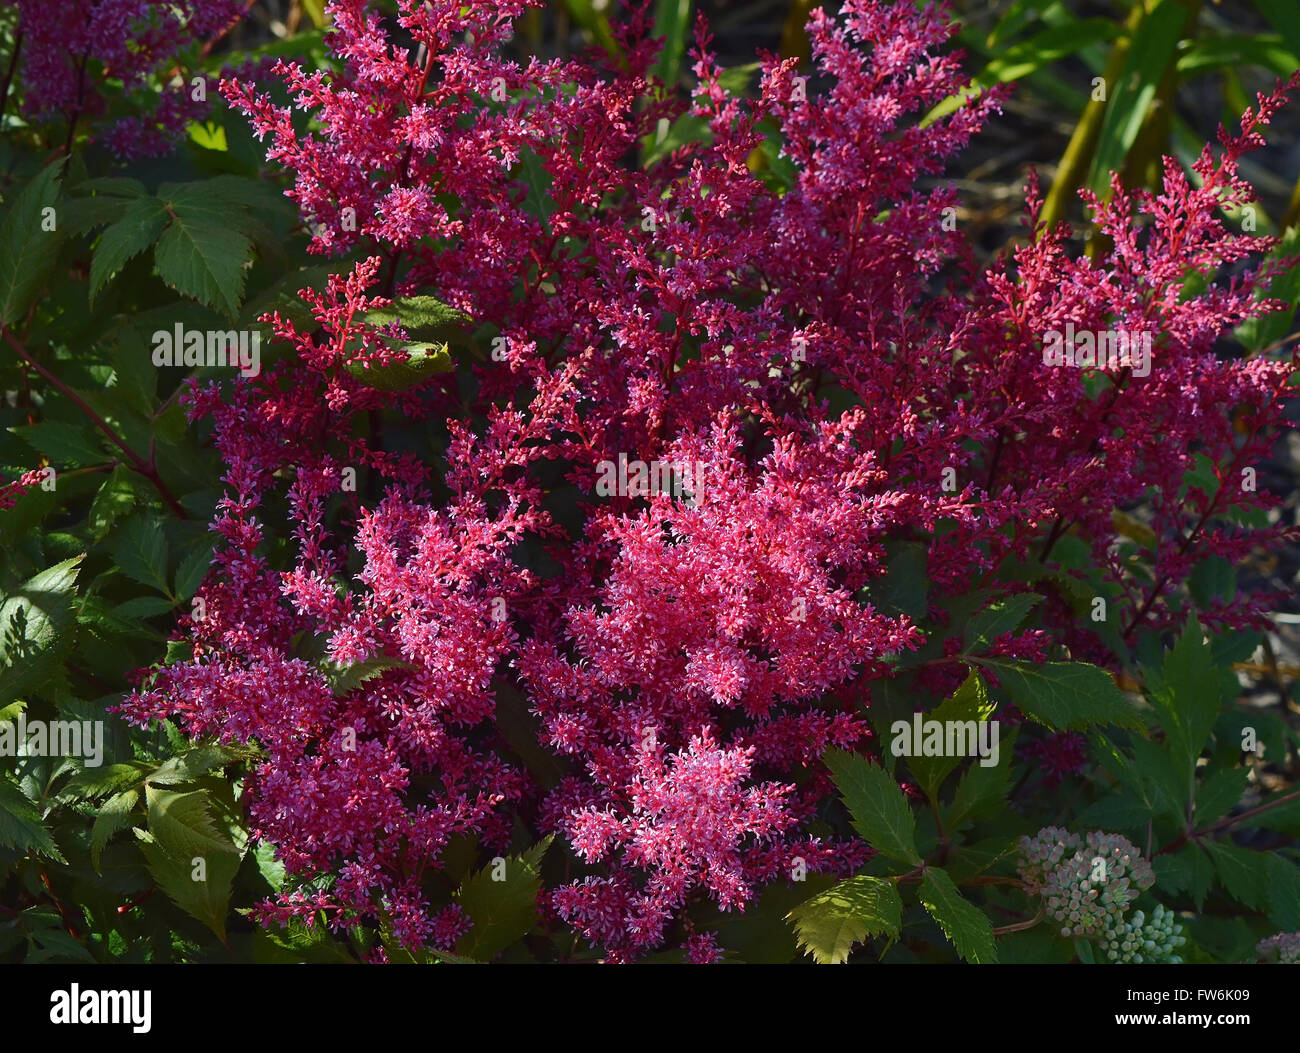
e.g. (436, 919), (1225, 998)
(902, 669), (997, 802)
(918, 866), (997, 963)
(88, 197), (168, 303)
(0, 164), (64, 325)
(786, 875), (902, 964)
(59, 762), (149, 802)
(823, 749), (920, 865)
(943, 836), (1018, 884)
(1089, 0), (1188, 193)
(1075, 794), (1151, 833)
(974, 658), (1143, 732)
(515, 147), (556, 233)
(1194, 766), (1248, 826)
(112, 596), (174, 619)
(91, 788), (139, 870)
(146, 745), (244, 788)
(173, 543), (213, 602)
(870, 542), (928, 622)
(651, 0), (693, 89)
(1188, 556), (1236, 608)
(0, 778), (64, 861)
(12, 421), (107, 467)
(454, 836), (552, 960)
(357, 295), (471, 339)
(1126, 735), (1187, 823)
(153, 188), (255, 318)
(0, 556), (82, 707)
(321, 654), (415, 696)
(1202, 841), (1266, 911)
(1156, 615), (1222, 788)
(963, 593), (1041, 654)
(145, 786), (239, 859)
(107, 516), (171, 597)
(925, 19), (1118, 125)
(136, 829), (241, 941)
(343, 340), (453, 391)
(87, 466), (143, 541)
(250, 918), (355, 963)
(1264, 852), (1300, 930)
(946, 730), (1016, 828)
(1252, 0), (1300, 69)
(1181, 845), (1215, 911)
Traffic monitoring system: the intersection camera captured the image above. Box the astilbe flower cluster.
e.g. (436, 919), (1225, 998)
(1018, 827), (1155, 939)
(117, 0), (1300, 960)
(1256, 932), (1300, 963)
(0, 466), (45, 517)
(5, 0), (246, 158)
(1098, 903), (1187, 964)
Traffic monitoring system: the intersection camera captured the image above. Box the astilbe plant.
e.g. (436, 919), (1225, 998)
(115, 0), (1300, 961)
(4, 0), (247, 158)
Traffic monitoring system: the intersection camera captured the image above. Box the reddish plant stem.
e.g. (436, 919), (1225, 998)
(1154, 786), (1300, 858)
(2, 327), (189, 519)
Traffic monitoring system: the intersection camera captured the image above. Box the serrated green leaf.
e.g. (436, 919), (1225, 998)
(1203, 841), (1266, 911)
(975, 658), (1143, 732)
(0, 556), (82, 707)
(0, 164), (64, 325)
(344, 340), (453, 391)
(91, 788), (138, 869)
(454, 836), (552, 960)
(153, 194), (253, 318)
(145, 786), (239, 859)
(136, 829), (241, 941)
(146, 745), (242, 788)
(515, 147), (555, 234)
(1194, 766), (1248, 826)
(1264, 852), (1300, 930)
(58, 762), (150, 802)
(918, 866), (997, 963)
(0, 778), (64, 861)
(11, 421), (107, 467)
(1075, 794), (1151, 833)
(321, 654), (415, 696)
(947, 729), (1016, 828)
(107, 515), (171, 597)
(1156, 615), (1222, 794)
(1127, 735), (1187, 823)
(111, 596), (174, 619)
(358, 295), (471, 337)
(823, 749), (920, 865)
(89, 197), (168, 303)
(903, 669), (997, 802)
(871, 542), (928, 623)
(786, 875), (902, 964)
(963, 593), (1041, 654)
(173, 543), (212, 602)
(87, 466), (142, 541)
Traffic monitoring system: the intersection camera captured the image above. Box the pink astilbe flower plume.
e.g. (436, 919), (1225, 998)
(118, 0), (1300, 959)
